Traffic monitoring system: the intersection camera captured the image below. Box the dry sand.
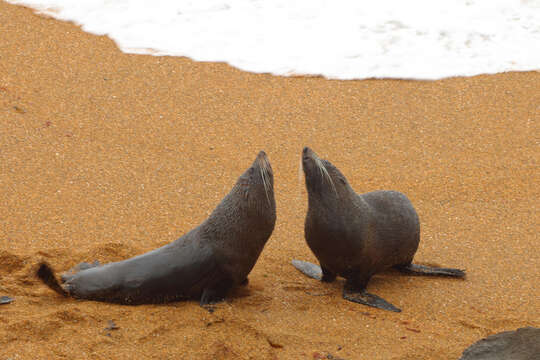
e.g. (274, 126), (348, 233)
(1, 2), (539, 359)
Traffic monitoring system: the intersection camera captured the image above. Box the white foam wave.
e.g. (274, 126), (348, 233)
(6, 0), (540, 79)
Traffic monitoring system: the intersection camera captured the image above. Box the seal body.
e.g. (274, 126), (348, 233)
(293, 147), (465, 312)
(306, 188), (420, 283)
(38, 151), (276, 306)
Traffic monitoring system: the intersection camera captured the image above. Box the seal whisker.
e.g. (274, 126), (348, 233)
(259, 165), (271, 207)
(298, 155), (305, 198)
(315, 157), (337, 196)
(320, 165), (337, 196)
(314, 157), (325, 184)
(258, 155), (272, 208)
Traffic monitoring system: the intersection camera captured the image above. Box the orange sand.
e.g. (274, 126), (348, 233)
(1, 2), (539, 359)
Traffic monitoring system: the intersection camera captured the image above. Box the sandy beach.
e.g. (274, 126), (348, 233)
(1, 2), (539, 359)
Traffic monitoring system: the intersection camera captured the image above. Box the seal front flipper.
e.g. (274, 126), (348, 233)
(291, 260), (323, 281)
(342, 281), (401, 313)
(199, 278), (234, 306)
(394, 263), (466, 278)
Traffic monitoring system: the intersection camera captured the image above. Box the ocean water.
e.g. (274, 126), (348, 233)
(6, 0), (540, 80)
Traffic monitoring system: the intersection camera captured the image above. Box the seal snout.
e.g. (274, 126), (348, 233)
(302, 146), (319, 159)
(256, 150), (269, 164)
(302, 147), (320, 167)
(255, 150), (272, 172)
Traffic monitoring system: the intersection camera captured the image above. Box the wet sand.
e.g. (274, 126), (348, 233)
(1, 2), (539, 359)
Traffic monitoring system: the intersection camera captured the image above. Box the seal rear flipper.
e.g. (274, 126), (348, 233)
(394, 263), (466, 278)
(61, 260), (101, 282)
(342, 285), (401, 313)
(291, 259), (323, 281)
(36, 262), (69, 297)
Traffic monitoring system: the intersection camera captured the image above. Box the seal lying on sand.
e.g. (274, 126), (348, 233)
(292, 147), (465, 312)
(37, 151), (276, 306)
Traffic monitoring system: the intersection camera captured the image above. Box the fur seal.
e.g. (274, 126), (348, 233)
(292, 147), (465, 312)
(37, 151), (276, 306)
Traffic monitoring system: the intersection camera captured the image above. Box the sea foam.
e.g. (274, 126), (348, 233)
(6, 0), (540, 80)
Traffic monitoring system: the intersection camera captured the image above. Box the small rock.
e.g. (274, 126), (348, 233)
(13, 106), (26, 114)
(0, 296), (14, 305)
(105, 320), (119, 331)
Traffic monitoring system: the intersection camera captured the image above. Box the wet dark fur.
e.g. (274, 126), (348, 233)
(295, 147), (465, 312)
(37, 151), (276, 306)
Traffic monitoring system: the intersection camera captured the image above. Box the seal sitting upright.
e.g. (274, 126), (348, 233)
(292, 147), (465, 312)
(37, 151), (276, 306)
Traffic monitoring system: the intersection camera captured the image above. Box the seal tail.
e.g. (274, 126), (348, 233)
(395, 263), (466, 278)
(36, 262), (69, 297)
